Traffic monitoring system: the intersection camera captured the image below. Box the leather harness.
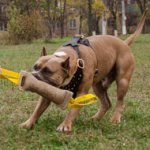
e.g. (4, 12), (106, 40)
(61, 36), (91, 98)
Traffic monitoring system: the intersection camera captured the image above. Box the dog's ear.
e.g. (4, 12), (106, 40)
(61, 57), (70, 70)
(40, 47), (47, 56)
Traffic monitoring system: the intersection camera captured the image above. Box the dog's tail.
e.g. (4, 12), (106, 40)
(125, 8), (148, 45)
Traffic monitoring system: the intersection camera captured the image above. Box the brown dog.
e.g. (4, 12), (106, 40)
(20, 9), (148, 132)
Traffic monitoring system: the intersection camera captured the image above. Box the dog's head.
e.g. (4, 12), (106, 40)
(32, 47), (71, 87)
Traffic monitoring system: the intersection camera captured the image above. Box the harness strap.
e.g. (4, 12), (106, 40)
(61, 36), (97, 98)
(63, 36), (91, 58)
(61, 36), (91, 98)
(63, 36), (81, 57)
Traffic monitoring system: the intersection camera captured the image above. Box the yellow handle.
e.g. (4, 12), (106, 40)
(0, 68), (21, 85)
(68, 94), (97, 108)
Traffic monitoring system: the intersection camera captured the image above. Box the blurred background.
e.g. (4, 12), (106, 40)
(0, 0), (150, 44)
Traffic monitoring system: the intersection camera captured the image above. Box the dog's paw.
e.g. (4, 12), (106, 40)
(57, 122), (72, 132)
(91, 114), (100, 121)
(20, 119), (33, 129)
(110, 114), (121, 124)
(90, 110), (105, 121)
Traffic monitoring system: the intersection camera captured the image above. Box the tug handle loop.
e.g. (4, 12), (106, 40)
(68, 94), (97, 108)
(0, 67), (20, 85)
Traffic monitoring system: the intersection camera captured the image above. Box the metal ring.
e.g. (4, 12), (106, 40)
(77, 59), (84, 69)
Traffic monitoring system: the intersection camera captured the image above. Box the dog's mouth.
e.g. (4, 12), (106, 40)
(46, 79), (60, 87)
(32, 72), (59, 87)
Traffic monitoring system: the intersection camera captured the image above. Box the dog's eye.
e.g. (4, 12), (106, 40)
(42, 67), (52, 74)
(33, 65), (40, 71)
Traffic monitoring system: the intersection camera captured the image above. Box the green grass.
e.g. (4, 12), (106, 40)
(0, 35), (150, 150)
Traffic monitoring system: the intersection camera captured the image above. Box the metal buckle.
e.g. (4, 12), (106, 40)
(77, 59), (84, 69)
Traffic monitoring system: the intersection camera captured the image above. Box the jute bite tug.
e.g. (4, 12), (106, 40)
(0, 68), (97, 110)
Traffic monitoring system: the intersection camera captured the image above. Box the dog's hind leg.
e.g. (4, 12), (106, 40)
(110, 65), (134, 123)
(91, 76), (114, 121)
(20, 97), (51, 129)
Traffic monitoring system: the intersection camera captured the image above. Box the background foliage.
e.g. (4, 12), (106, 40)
(7, 6), (46, 44)
(0, 0), (149, 43)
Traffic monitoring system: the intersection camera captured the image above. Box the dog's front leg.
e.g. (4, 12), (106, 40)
(57, 106), (81, 132)
(57, 91), (90, 132)
(57, 89), (90, 132)
(57, 71), (94, 132)
(20, 96), (51, 129)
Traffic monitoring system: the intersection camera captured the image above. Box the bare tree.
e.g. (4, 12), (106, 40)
(88, 0), (93, 35)
(47, 0), (53, 39)
(136, 0), (149, 14)
(52, 0), (57, 36)
(135, 0), (149, 32)
(60, 0), (67, 38)
(103, 0), (120, 32)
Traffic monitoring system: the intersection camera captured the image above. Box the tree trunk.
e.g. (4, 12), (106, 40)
(47, 0), (53, 39)
(88, 0), (92, 36)
(25, 1), (30, 16)
(136, 0), (147, 33)
(96, 16), (100, 34)
(52, 0), (57, 37)
(79, 7), (83, 34)
(60, 0), (66, 38)
(112, 13), (117, 31)
(136, 0), (144, 14)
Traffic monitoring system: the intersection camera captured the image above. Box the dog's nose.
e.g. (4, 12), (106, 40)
(31, 71), (36, 76)
(31, 71), (41, 80)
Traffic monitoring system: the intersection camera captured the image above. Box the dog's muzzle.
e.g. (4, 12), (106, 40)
(32, 72), (59, 87)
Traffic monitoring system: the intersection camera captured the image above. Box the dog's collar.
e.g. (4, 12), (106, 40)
(61, 67), (83, 98)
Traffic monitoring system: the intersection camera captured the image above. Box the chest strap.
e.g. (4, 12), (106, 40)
(61, 36), (90, 98)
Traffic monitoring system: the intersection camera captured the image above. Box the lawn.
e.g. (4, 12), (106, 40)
(0, 35), (150, 150)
